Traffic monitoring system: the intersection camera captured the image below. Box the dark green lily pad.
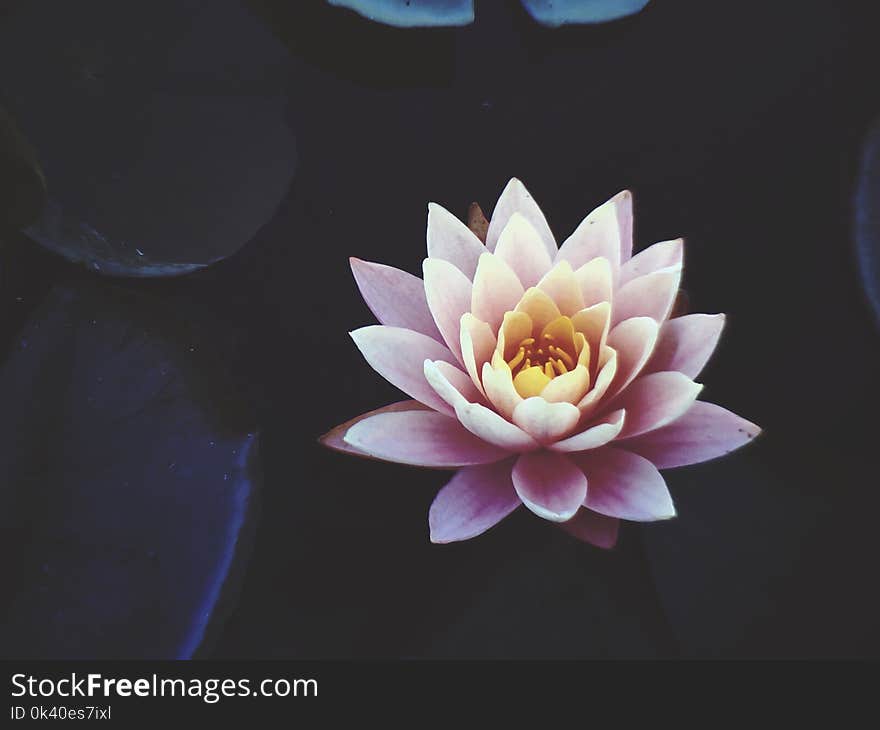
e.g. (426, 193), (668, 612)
(0, 283), (259, 659)
(0, 0), (296, 277)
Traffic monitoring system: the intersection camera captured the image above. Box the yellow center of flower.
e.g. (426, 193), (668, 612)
(504, 315), (589, 398)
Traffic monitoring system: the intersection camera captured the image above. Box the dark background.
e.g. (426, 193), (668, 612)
(2, 0), (879, 659)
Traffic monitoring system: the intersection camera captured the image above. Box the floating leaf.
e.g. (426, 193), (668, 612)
(854, 116), (880, 328)
(520, 0), (651, 26)
(0, 284), (259, 658)
(0, 0), (296, 277)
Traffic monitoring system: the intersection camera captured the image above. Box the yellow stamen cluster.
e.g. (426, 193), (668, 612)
(504, 315), (587, 398)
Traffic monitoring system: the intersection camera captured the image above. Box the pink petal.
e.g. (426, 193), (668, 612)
(615, 190), (634, 263)
(645, 313), (725, 379)
(556, 192), (629, 272)
(486, 178), (557, 259)
(494, 212), (554, 287)
(612, 267), (682, 326)
(344, 410), (509, 467)
(620, 400), (761, 468)
(423, 257), (473, 363)
(512, 397), (581, 444)
(460, 313), (497, 395)
(612, 371), (703, 439)
(549, 409), (625, 453)
(537, 261), (585, 316)
(424, 360), (538, 452)
(606, 316), (660, 398)
(619, 238), (684, 286)
(573, 257), (613, 309)
(350, 258), (440, 340)
(429, 459), (521, 543)
(433, 360), (485, 404)
(512, 450), (587, 522)
(560, 508), (620, 549)
(351, 325), (457, 415)
(574, 448), (675, 521)
(471, 253), (525, 332)
(426, 202), (485, 279)
(481, 361), (523, 420)
(320, 400), (429, 457)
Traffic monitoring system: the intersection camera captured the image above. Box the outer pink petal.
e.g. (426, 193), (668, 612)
(320, 400), (429, 457)
(423, 257), (473, 363)
(612, 371), (703, 439)
(486, 178), (557, 259)
(606, 316), (660, 398)
(616, 190), (634, 263)
(573, 257), (613, 309)
(433, 360), (485, 404)
(471, 253), (525, 332)
(619, 400), (761, 468)
(549, 409), (625, 453)
(350, 258), (441, 340)
(494, 212), (554, 287)
(344, 410), (509, 467)
(350, 325), (457, 415)
(512, 451), (587, 522)
(612, 267), (682, 326)
(645, 313), (725, 379)
(560, 508), (620, 549)
(512, 397), (581, 444)
(426, 202), (485, 279)
(619, 238), (683, 286)
(574, 448), (676, 521)
(429, 459), (520, 543)
(556, 192), (630, 273)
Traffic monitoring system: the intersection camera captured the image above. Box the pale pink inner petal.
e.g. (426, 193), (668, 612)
(574, 447), (675, 521)
(646, 313), (725, 379)
(614, 190), (634, 263)
(512, 450), (588, 522)
(559, 508), (620, 549)
(537, 261), (585, 316)
(481, 360), (523, 420)
(486, 178), (557, 259)
(605, 316), (660, 399)
(351, 325), (458, 415)
(434, 360), (484, 404)
(611, 371), (703, 439)
(512, 397), (581, 444)
(555, 194), (623, 273)
(471, 253), (525, 332)
(577, 345), (618, 415)
(619, 400), (761, 468)
(549, 409), (625, 453)
(573, 256), (613, 309)
(612, 267), (682, 326)
(320, 400), (429, 457)
(350, 258), (441, 341)
(494, 212), (554, 288)
(423, 257), (473, 364)
(460, 313), (497, 395)
(426, 202), (485, 279)
(424, 360), (538, 452)
(344, 410), (509, 467)
(619, 238), (683, 286)
(429, 459), (521, 543)
(540, 365), (590, 405)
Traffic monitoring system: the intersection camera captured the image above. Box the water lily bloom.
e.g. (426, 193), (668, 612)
(321, 179), (760, 548)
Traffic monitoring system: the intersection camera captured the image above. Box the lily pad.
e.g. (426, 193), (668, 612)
(854, 116), (880, 328)
(0, 106), (45, 231)
(0, 0), (296, 277)
(325, 0), (649, 26)
(327, 0), (474, 27)
(520, 0), (651, 26)
(0, 284), (259, 659)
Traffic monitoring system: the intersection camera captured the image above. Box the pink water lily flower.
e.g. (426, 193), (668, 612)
(321, 179), (760, 548)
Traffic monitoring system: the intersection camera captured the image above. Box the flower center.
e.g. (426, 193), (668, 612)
(503, 315), (586, 398)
